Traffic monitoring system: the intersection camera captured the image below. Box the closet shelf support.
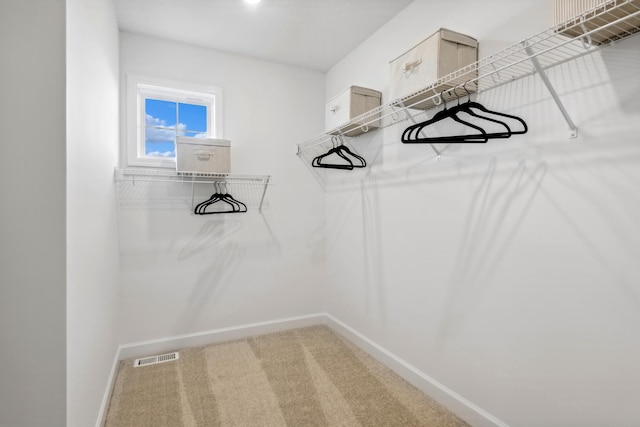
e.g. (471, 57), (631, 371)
(524, 41), (579, 139)
(394, 101), (442, 159)
(258, 175), (271, 212)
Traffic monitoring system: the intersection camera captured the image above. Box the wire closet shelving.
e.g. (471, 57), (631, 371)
(114, 168), (272, 212)
(296, 0), (640, 159)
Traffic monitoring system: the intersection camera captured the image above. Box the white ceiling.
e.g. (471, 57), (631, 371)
(113, 0), (413, 71)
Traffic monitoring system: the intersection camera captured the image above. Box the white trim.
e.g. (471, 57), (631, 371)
(118, 313), (325, 360)
(95, 348), (122, 427)
(96, 313), (506, 427)
(324, 314), (509, 427)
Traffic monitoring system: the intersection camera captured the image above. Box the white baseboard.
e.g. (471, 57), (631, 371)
(95, 347), (123, 427)
(97, 312), (506, 427)
(118, 313), (326, 360)
(323, 314), (509, 427)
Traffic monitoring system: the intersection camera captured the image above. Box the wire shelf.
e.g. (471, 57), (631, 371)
(114, 168), (271, 185)
(296, 0), (640, 156)
(114, 168), (272, 212)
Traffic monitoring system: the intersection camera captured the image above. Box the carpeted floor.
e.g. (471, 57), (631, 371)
(105, 325), (469, 426)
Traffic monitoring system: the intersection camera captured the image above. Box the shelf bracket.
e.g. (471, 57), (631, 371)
(524, 41), (578, 139)
(394, 101), (442, 160)
(258, 176), (271, 212)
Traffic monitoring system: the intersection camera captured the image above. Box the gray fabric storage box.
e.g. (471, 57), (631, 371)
(175, 137), (231, 174)
(389, 28), (478, 109)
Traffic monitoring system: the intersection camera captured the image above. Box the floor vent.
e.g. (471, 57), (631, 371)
(134, 352), (180, 367)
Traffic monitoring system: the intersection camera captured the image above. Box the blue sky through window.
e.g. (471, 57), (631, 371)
(145, 99), (208, 157)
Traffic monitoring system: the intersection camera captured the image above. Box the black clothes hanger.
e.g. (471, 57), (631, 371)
(455, 81), (528, 136)
(195, 182), (247, 215)
(333, 135), (366, 168)
(447, 82), (512, 139)
(401, 83), (528, 144)
(401, 89), (489, 144)
(221, 183), (247, 213)
(196, 191), (246, 214)
(194, 184), (222, 214)
(195, 182), (227, 214)
(312, 146), (354, 169)
(311, 136), (366, 170)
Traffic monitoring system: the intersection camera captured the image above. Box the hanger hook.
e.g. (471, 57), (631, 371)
(463, 80), (472, 103)
(446, 87), (456, 106)
(440, 89), (448, 109)
(455, 84), (462, 106)
(432, 87), (442, 106)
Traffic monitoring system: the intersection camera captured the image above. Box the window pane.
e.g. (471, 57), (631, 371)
(183, 130), (208, 138)
(178, 103), (207, 133)
(145, 99), (176, 127)
(145, 142), (175, 158)
(145, 98), (177, 157)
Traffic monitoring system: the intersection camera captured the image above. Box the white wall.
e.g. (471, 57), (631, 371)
(324, 0), (640, 426)
(0, 1), (67, 426)
(66, 0), (121, 426)
(117, 33), (327, 344)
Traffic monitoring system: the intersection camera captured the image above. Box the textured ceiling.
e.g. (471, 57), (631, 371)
(114, 0), (413, 71)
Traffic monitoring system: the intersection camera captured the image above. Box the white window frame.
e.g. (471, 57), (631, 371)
(126, 74), (224, 168)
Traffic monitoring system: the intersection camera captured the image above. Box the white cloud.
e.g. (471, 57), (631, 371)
(145, 114), (165, 127)
(145, 114), (187, 143)
(146, 150), (175, 158)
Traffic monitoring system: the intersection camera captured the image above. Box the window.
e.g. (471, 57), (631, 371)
(126, 75), (223, 168)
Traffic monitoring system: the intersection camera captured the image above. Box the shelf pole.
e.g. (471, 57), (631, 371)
(258, 176), (271, 212)
(524, 41), (578, 139)
(191, 179), (196, 213)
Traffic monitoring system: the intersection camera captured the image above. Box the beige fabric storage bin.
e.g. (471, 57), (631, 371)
(554, 0), (604, 24)
(553, 0), (640, 44)
(389, 28), (478, 110)
(325, 86), (382, 137)
(175, 137), (231, 174)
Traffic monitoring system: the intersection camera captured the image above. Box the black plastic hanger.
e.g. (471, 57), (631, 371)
(221, 183), (247, 213)
(194, 184), (222, 214)
(455, 81), (527, 136)
(312, 136), (366, 169)
(402, 89), (489, 144)
(195, 182), (246, 215)
(333, 135), (366, 168)
(312, 147), (354, 169)
(402, 83), (528, 144)
(448, 82), (512, 139)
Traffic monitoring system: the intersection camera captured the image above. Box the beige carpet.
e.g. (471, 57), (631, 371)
(105, 325), (469, 426)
